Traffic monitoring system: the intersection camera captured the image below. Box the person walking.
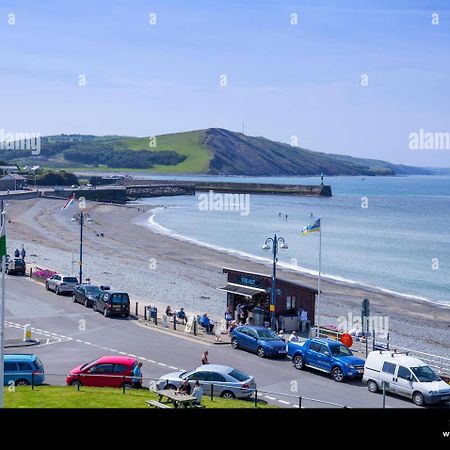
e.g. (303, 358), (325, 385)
(224, 307), (233, 329)
(201, 350), (209, 365)
(131, 362), (143, 389)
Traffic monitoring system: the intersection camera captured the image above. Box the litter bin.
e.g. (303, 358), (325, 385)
(149, 306), (157, 323)
(252, 307), (265, 327)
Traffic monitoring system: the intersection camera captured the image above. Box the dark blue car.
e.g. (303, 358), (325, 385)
(231, 325), (287, 358)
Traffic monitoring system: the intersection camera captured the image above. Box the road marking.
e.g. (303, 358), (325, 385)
(138, 357), (147, 361)
(75, 339), (83, 343)
(128, 354), (137, 357)
(265, 396), (276, 400)
(147, 359), (156, 363)
(100, 346), (109, 350)
(168, 366), (179, 370)
(46, 339), (50, 345)
(109, 349), (118, 352)
(157, 362), (167, 367)
(278, 400), (290, 405)
(292, 404), (300, 408)
(118, 351), (127, 355)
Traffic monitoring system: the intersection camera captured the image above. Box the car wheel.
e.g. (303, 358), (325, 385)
(15, 379), (29, 386)
(72, 295), (77, 303)
(257, 346), (265, 358)
(220, 390), (236, 399)
(92, 303), (96, 312)
(45, 283), (50, 291)
(84, 299), (89, 307)
(103, 308), (108, 318)
(293, 355), (305, 370)
(367, 380), (379, 393)
(331, 367), (344, 382)
(412, 391), (425, 406)
(55, 287), (60, 295)
(231, 338), (239, 349)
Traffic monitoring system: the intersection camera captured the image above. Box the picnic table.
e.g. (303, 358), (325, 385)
(156, 389), (197, 408)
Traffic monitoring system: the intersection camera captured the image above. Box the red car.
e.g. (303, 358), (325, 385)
(66, 356), (137, 388)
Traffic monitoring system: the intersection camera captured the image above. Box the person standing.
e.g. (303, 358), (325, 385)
(288, 331), (299, 342)
(224, 307), (232, 329)
(14, 248), (20, 258)
(20, 244), (26, 259)
(192, 380), (203, 406)
(131, 362), (143, 389)
(201, 350), (209, 365)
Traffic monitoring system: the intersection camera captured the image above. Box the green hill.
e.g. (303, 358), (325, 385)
(1, 128), (430, 176)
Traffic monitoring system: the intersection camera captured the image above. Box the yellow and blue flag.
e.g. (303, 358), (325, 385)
(302, 218), (321, 235)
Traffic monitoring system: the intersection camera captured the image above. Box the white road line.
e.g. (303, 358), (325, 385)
(118, 351), (127, 355)
(292, 404), (300, 408)
(168, 366), (178, 370)
(147, 359), (156, 364)
(100, 346), (109, 350)
(138, 357), (147, 361)
(46, 339), (50, 345)
(278, 400), (290, 405)
(83, 342), (92, 346)
(265, 396), (276, 400)
(157, 362), (167, 367)
(75, 339), (83, 343)
(128, 354), (137, 357)
(109, 349), (118, 352)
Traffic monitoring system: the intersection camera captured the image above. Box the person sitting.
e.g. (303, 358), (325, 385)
(192, 380), (203, 406)
(165, 305), (173, 317)
(288, 330), (299, 342)
(199, 313), (214, 334)
(177, 308), (187, 325)
(177, 379), (191, 395)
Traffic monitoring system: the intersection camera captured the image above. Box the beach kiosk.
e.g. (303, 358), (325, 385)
(218, 268), (317, 333)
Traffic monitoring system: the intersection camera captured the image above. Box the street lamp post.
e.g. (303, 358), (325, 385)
(262, 234), (288, 330)
(72, 211), (92, 283)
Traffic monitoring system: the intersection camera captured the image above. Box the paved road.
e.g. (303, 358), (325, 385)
(3, 275), (436, 409)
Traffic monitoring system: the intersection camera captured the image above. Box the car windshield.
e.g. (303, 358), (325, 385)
(111, 294), (129, 304)
(63, 277), (78, 283)
(229, 369), (250, 382)
(256, 329), (279, 340)
(330, 345), (353, 357)
(80, 359), (97, 370)
(85, 286), (102, 296)
(410, 366), (441, 382)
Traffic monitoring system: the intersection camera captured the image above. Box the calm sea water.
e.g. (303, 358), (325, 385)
(134, 175), (450, 305)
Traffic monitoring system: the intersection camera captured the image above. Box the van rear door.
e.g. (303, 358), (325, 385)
(380, 361), (397, 392)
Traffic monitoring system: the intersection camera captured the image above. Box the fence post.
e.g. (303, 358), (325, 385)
(154, 308), (158, 325)
(382, 381), (386, 408)
(135, 302), (139, 316)
(123, 376), (126, 393)
(372, 329), (376, 351)
(77, 374), (80, 391)
(32, 372), (35, 390)
(193, 318), (197, 336)
(298, 396), (302, 409)
(254, 389), (258, 408)
(174, 312), (177, 330)
(144, 306), (147, 321)
(210, 384), (214, 401)
(29, 267), (33, 278)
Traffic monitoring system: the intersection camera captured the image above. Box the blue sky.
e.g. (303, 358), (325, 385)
(0, 0), (449, 167)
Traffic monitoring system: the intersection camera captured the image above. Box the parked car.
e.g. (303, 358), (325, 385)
(93, 291), (130, 317)
(7, 258), (26, 275)
(46, 274), (79, 295)
(157, 364), (256, 399)
(231, 325), (287, 358)
(363, 351), (450, 406)
(73, 284), (103, 307)
(3, 354), (45, 386)
(66, 356), (136, 388)
(287, 338), (365, 382)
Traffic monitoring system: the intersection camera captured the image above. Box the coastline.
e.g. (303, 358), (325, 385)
(6, 197), (450, 358)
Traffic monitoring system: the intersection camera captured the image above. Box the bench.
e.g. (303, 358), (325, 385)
(146, 400), (172, 409)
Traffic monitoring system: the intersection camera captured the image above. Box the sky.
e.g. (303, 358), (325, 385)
(0, 0), (449, 167)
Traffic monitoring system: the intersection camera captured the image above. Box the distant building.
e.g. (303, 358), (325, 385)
(0, 173), (28, 190)
(0, 165), (19, 175)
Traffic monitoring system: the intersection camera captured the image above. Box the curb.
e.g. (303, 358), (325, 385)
(5, 338), (41, 348)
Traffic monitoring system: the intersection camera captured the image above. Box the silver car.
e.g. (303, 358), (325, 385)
(157, 364), (256, 399)
(46, 274), (79, 295)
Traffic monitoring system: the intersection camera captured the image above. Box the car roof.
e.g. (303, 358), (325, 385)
(103, 291), (128, 295)
(95, 356), (136, 365)
(193, 364), (233, 373)
(311, 338), (342, 346)
(239, 325), (271, 331)
(5, 354), (37, 361)
(79, 284), (100, 288)
(369, 351), (426, 366)
(56, 274), (78, 278)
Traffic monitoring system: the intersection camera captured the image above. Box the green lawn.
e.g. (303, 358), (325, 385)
(4, 386), (273, 409)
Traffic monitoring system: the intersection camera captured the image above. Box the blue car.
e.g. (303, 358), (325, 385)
(3, 354), (45, 386)
(231, 325), (287, 358)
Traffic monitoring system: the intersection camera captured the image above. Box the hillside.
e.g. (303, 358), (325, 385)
(1, 128), (430, 176)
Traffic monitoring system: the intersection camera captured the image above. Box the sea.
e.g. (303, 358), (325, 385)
(132, 174), (450, 307)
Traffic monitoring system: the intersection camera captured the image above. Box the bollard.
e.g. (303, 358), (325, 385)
(77, 374), (81, 391)
(210, 384), (214, 401)
(254, 389), (258, 408)
(298, 396), (302, 409)
(23, 323), (32, 342)
(123, 376), (126, 394)
(29, 267), (33, 278)
(193, 318), (197, 336)
(154, 308), (158, 325)
(382, 381), (386, 408)
(32, 372), (35, 390)
(135, 302), (139, 316)
(144, 306), (147, 321)
(173, 312), (177, 330)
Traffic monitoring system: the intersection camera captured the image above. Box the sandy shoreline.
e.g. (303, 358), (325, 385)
(5, 197), (450, 358)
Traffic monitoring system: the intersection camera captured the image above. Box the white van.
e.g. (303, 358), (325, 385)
(363, 351), (450, 406)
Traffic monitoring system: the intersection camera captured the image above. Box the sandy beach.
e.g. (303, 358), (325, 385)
(5, 197), (450, 358)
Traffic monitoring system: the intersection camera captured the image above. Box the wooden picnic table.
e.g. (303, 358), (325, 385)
(156, 389), (197, 408)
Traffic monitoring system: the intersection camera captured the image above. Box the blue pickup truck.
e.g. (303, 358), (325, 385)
(287, 338), (365, 382)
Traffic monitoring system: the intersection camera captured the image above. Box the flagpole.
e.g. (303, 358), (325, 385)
(0, 208), (5, 408)
(316, 222), (322, 338)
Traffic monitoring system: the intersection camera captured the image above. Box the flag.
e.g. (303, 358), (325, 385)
(61, 193), (75, 212)
(0, 222), (6, 258)
(302, 218), (321, 235)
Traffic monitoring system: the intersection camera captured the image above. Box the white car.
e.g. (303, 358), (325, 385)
(363, 351), (450, 406)
(46, 274), (79, 295)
